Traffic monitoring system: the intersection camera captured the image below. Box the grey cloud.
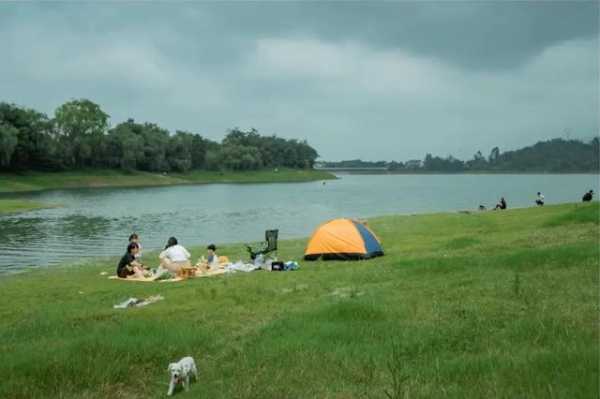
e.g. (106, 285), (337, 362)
(190, 1), (599, 69)
(0, 2), (597, 161)
(6, 2), (598, 69)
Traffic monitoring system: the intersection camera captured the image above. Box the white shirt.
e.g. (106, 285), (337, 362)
(159, 245), (191, 262)
(134, 242), (143, 259)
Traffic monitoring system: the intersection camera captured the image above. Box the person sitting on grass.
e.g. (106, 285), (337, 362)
(535, 192), (545, 206)
(117, 243), (146, 278)
(129, 233), (143, 260)
(159, 237), (191, 273)
(196, 244), (220, 271)
(494, 197), (507, 210)
(582, 190), (593, 202)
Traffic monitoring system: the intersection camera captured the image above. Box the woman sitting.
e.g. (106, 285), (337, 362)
(117, 243), (146, 278)
(159, 237), (191, 273)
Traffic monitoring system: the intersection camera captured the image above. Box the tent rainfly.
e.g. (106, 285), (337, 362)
(304, 218), (384, 261)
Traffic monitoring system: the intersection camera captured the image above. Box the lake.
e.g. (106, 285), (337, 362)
(0, 174), (598, 274)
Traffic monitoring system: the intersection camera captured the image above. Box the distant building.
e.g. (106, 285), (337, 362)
(405, 160), (423, 169)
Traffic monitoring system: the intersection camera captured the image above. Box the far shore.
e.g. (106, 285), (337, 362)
(0, 168), (337, 195)
(321, 169), (600, 175)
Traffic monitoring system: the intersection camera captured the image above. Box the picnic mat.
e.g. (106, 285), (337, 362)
(107, 268), (226, 283)
(195, 268), (227, 278)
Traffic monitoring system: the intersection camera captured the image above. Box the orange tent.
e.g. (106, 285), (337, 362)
(304, 219), (383, 261)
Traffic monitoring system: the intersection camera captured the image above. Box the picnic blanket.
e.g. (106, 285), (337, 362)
(225, 261), (261, 273)
(196, 268), (227, 277)
(107, 268), (226, 283)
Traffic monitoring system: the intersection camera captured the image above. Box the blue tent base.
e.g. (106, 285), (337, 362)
(304, 251), (384, 261)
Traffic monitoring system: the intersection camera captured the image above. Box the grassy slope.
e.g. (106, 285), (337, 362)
(0, 203), (598, 398)
(0, 168), (336, 193)
(0, 199), (48, 214)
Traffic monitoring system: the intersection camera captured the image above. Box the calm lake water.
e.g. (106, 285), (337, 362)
(0, 174), (598, 274)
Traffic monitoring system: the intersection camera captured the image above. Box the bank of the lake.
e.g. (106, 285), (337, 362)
(1, 202), (597, 398)
(320, 169), (600, 175)
(2, 173), (598, 272)
(0, 168), (336, 194)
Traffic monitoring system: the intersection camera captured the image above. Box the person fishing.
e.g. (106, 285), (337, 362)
(494, 197), (507, 210)
(535, 192), (545, 206)
(582, 190), (594, 202)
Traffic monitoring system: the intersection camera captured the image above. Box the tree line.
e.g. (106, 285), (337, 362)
(320, 138), (600, 173)
(0, 99), (319, 172)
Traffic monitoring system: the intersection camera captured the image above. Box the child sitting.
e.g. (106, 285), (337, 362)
(196, 244), (221, 271)
(129, 233), (143, 261)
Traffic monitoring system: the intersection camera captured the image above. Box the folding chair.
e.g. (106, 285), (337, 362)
(246, 229), (278, 260)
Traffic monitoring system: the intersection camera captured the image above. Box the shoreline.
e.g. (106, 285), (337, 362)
(0, 168), (337, 195)
(1, 201), (595, 277)
(325, 170), (600, 175)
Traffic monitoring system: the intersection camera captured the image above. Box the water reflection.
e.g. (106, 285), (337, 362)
(58, 215), (113, 238)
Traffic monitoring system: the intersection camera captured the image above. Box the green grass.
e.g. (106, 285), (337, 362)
(0, 202), (598, 398)
(0, 168), (336, 193)
(0, 199), (49, 214)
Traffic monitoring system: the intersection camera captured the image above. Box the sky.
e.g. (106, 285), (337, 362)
(1, 2), (598, 161)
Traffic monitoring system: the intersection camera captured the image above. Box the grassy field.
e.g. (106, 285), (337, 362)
(0, 203), (598, 398)
(0, 168), (336, 193)
(0, 199), (49, 214)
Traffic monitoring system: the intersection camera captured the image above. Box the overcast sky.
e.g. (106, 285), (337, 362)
(1, 2), (598, 161)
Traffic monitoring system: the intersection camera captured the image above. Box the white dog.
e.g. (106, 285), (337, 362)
(167, 356), (198, 396)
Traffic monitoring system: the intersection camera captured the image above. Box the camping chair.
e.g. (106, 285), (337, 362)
(246, 229), (278, 260)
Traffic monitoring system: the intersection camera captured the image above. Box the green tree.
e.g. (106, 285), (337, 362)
(221, 144), (263, 170)
(0, 123), (18, 167)
(488, 147), (500, 165)
(139, 123), (169, 172)
(465, 150), (488, 170)
(0, 102), (57, 170)
(54, 99), (109, 167)
(167, 132), (193, 172)
(204, 145), (223, 171)
(190, 134), (209, 169)
(107, 122), (144, 171)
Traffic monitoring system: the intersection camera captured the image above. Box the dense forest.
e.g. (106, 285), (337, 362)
(0, 100), (319, 172)
(320, 138), (600, 173)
